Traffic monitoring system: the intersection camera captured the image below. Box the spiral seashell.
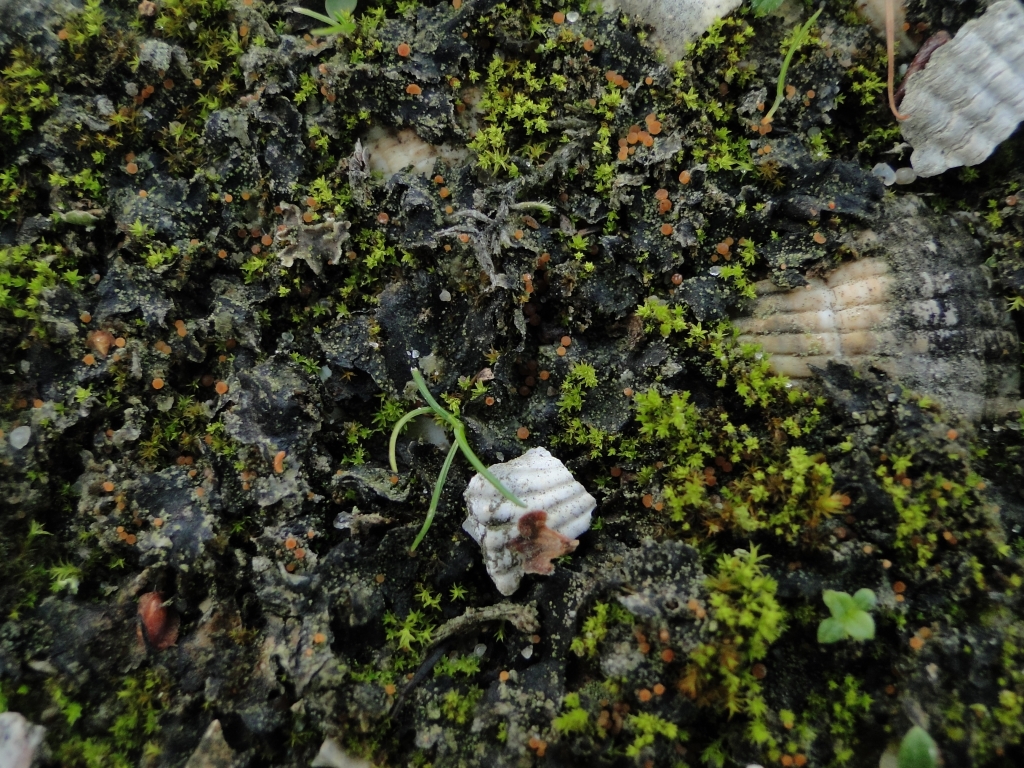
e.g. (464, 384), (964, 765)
(463, 447), (596, 596)
(899, 0), (1024, 178)
(734, 197), (1021, 422)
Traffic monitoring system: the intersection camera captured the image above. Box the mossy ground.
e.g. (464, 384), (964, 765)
(2, 0), (1024, 766)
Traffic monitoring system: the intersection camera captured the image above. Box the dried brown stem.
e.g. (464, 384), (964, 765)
(887, 0), (911, 120)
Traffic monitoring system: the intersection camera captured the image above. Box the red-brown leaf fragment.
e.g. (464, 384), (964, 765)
(138, 591), (179, 650)
(507, 511), (578, 576)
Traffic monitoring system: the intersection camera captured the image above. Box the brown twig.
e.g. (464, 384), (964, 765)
(886, 0), (911, 120)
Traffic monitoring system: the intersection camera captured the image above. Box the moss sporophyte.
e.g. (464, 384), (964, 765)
(389, 368), (525, 551)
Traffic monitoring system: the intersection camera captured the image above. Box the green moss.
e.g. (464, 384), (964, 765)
(683, 546), (784, 720)
(467, 55), (556, 177)
(0, 241), (81, 332)
(0, 47), (59, 150)
(553, 693), (590, 734)
(633, 301), (848, 543)
(569, 601), (633, 659)
(875, 450), (992, 570)
(441, 686), (483, 725)
(624, 710), (684, 758)
(805, 675), (873, 766)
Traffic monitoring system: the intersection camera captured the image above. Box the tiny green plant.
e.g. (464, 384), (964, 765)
(389, 368), (526, 551)
(897, 726), (939, 768)
(749, 0), (784, 16)
(291, 0), (357, 36)
(817, 588), (877, 643)
(762, 6), (823, 126)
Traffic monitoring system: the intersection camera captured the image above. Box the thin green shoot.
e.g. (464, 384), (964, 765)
(390, 368), (526, 552)
(409, 369), (525, 508)
(762, 7), (823, 125)
(291, 0), (356, 36)
(389, 406), (434, 473)
(411, 442), (460, 552)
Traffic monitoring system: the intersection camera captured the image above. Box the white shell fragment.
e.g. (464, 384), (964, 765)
(463, 447), (596, 596)
(8, 425), (31, 450)
(601, 0), (742, 63)
(871, 163), (896, 186)
(0, 712), (46, 768)
(735, 197), (1021, 422)
(362, 126), (469, 178)
(899, 0), (1024, 177)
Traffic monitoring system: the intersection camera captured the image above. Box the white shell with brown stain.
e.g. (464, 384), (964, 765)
(735, 197), (1021, 422)
(463, 447), (595, 596)
(899, 0), (1024, 177)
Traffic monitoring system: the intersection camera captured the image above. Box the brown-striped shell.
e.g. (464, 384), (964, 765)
(735, 196), (1021, 422)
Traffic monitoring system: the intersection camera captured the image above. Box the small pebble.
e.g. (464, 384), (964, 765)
(439, 289), (452, 302)
(565, 10), (579, 22)
(9, 425), (31, 450)
(894, 167), (917, 185)
(871, 163), (897, 186)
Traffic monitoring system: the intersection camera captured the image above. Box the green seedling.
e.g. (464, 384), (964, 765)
(291, 0), (356, 36)
(762, 6), (822, 125)
(898, 726), (939, 768)
(749, 0), (784, 16)
(389, 368), (525, 551)
(817, 588), (876, 643)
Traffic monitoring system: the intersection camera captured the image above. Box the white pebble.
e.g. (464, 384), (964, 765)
(566, 10), (580, 22)
(521, 645), (534, 659)
(872, 163), (896, 186)
(439, 289), (452, 302)
(9, 426), (31, 450)
(894, 167), (917, 185)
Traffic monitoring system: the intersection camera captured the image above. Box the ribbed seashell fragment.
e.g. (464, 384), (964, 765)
(735, 197), (1021, 422)
(463, 447), (596, 596)
(899, 0), (1024, 177)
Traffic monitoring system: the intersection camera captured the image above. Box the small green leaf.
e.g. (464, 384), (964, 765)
(823, 589), (854, 619)
(325, 0), (356, 17)
(898, 727), (939, 768)
(817, 617), (846, 644)
(853, 588), (877, 612)
(843, 610), (876, 641)
(749, 0), (785, 16)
